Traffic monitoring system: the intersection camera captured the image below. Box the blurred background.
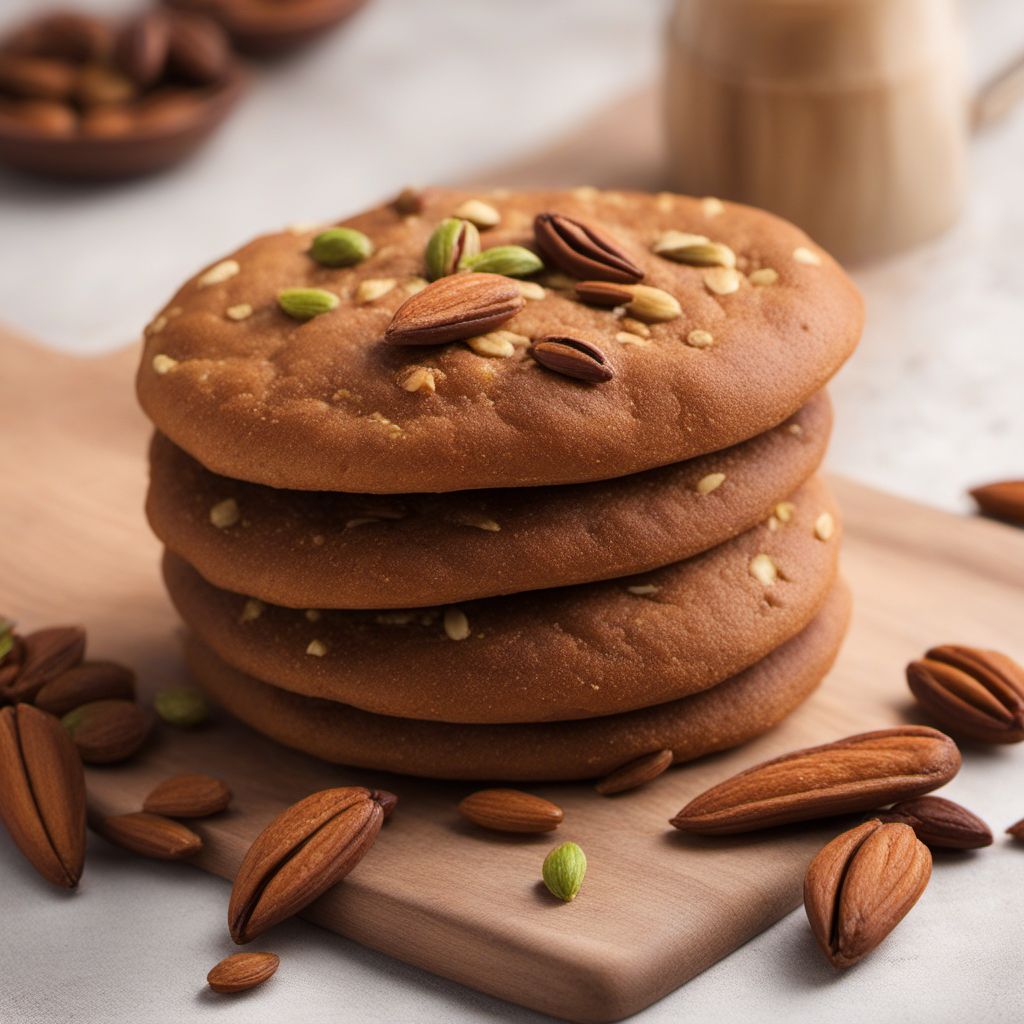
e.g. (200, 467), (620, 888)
(1, 0), (1022, 515)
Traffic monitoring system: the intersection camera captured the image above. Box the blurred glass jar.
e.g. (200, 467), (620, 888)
(664, 0), (968, 262)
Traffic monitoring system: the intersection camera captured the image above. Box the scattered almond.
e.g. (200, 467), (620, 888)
(98, 811), (202, 860)
(229, 787), (394, 943)
(970, 480), (1024, 525)
(34, 660), (135, 717)
(207, 951), (280, 994)
(670, 727), (961, 835)
(906, 645), (1024, 743)
(143, 773), (232, 818)
(458, 789), (563, 833)
(0, 704), (86, 888)
(805, 820), (931, 969)
(2, 625), (86, 703)
(596, 750), (674, 795)
(876, 795), (993, 849)
(61, 699), (151, 764)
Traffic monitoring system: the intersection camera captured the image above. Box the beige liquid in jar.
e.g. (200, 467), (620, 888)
(664, 0), (968, 262)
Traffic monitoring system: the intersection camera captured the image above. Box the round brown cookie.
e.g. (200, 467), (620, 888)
(162, 476), (841, 723)
(147, 391), (831, 609)
(186, 582), (851, 781)
(136, 186), (862, 493)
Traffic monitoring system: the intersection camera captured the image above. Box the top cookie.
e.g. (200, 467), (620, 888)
(136, 187), (863, 492)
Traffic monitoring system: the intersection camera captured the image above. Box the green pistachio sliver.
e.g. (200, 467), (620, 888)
(425, 218), (480, 280)
(278, 287), (340, 321)
(461, 245), (544, 278)
(0, 619), (14, 663)
(542, 841), (587, 902)
(309, 227), (374, 268)
(155, 687), (209, 728)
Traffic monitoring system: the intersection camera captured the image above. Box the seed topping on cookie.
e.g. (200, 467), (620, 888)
(749, 553), (779, 585)
(452, 199), (501, 229)
(443, 608), (470, 641)
(197, 259), (239, 287)
(209, 498), (240, 529)
(652, 231), (736, 269)
(696, 472), (726, 495)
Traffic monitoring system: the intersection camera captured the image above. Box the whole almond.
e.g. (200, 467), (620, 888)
(533, 212), (643, 283)
(98, 811), (202, 860)
(229, 787), (395, 943)
(0, 627), (25, 690)
(670, 726), (961, 835)
(805, 819), (931, 969)
(166, 12), (229, 85)
(144, 773), (232, 818)
(0, 99), (76, 135)
(61, 699), (151, 764)
(0, 55), (77, 101)
(596, 749), (674, 795)
(3, 625), (86, 703)
(1006, 818), (1024, 841)
(34, 660), (135, 717)
(907, 645), (1024, 743)
(207, 951), (280, 994)
(574, 280), (634, 307)
(384, 273), (524, 346)
(970, 479), (1024, 525)
(530, 336), (614, 384)
(458, 789), (563, 833)
(0, 704), (86, 888)
(133, 88), (204, 132)
(113, 12), (170, 88)
(875, 795), (993, 849)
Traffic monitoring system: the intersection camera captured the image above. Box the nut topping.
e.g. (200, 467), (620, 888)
(425, 217), (481, 280)
(384, 273), (524, 346)
(534, 212), (642, 283)
(530, 336), (613, 384)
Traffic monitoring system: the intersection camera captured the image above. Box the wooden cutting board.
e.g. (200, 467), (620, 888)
(4, 328), (1024, 1022)
(3, 87), (1023, 1022)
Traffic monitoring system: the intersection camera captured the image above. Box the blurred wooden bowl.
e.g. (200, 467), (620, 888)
(164, 0), (369, 58)
(0, 64), (245, 180)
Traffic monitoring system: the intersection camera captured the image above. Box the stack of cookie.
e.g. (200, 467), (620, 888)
(137, 187), (862, 781)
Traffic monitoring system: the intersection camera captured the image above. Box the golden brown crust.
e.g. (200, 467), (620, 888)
(147, 392), (831, 608)
(185, 582), (851, 781)
(136, 187), (862, 493)
(162, 476), (841, 723)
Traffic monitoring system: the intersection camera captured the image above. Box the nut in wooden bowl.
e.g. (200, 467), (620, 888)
(0, 7), (246, 180)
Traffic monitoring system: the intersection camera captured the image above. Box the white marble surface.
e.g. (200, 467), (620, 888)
(3, 1), (1024, 1022)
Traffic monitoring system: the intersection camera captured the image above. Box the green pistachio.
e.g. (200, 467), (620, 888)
(425, 218), (480, 280)
(542, 841), (587, 902)
(309, 227), (374, 267)
(461, 245), (544, 278)
(155, 687), (209, 728)
(0, 618), (15, 663)
(278, 287), (340, 321)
